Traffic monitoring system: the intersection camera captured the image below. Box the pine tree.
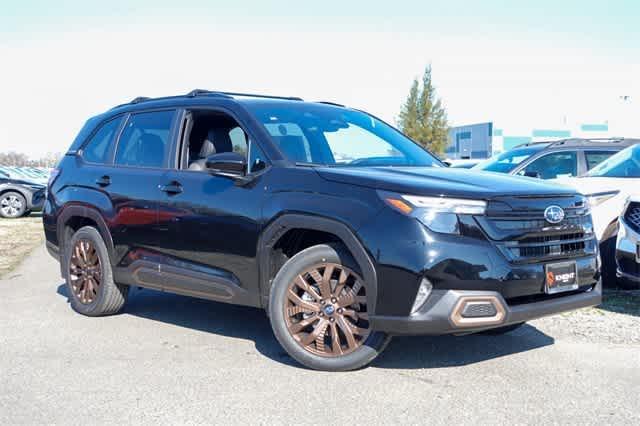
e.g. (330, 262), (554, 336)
(398, 65), (449, 154)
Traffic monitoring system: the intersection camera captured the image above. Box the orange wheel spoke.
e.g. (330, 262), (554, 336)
(284, 262), (369, 358)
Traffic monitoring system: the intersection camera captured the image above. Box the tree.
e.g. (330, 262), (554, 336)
(398, 65), (449, 154)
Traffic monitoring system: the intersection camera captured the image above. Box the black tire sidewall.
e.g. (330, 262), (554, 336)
(0, 191), (26, 218)
(64, 226), (118, 316)
(268, 243), (390, 371)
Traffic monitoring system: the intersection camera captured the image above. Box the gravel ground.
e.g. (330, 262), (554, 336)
(1, 246), (639, 425)
(532, 288), (640, 345)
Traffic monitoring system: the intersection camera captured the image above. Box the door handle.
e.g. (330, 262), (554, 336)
(158, 182), (183, 194)
(95, 175), (111, 187)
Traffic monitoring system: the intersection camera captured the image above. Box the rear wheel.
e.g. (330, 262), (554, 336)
(269, 243), (390, 371)
(0, 191), (26, 218)
(64, 226), (128, 316)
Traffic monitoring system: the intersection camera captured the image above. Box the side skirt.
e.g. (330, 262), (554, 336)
(114, 259), (259, 307)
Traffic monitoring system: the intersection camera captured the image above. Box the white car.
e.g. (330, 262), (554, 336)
(554, 144), (640, 284)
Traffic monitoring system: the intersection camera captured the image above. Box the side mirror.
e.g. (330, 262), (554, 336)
(205, 152), (246, 176)
(442, 161), (452, 167)
(523, 171), (541, 179)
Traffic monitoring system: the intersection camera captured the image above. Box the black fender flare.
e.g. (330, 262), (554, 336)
(57, 205), (115, 266)
(257, 214), (377, 311)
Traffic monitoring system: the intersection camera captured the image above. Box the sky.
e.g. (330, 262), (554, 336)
(1, 0), (639, 158)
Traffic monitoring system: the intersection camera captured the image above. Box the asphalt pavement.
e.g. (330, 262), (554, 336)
(1, 245), (639, 424)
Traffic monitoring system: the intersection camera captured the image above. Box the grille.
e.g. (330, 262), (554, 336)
(476, 196), (596, 263)
(461, 302), (497, 318)
(624, 203), (640, 233)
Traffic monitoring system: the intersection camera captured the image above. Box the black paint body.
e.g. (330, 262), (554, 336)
(43, 95), (600, 332)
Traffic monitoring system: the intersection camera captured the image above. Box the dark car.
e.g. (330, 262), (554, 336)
(43, 90), (601, 371)
(473, 138), (638, 179)
(0, 170), (46, 218)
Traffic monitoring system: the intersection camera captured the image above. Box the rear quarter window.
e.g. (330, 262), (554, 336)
(81, 117), (123, 164)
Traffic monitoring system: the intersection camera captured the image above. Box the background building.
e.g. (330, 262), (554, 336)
(446, 119), (626, 159)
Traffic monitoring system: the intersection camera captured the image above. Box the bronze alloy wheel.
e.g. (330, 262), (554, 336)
(69, 239), (102, 304)
(284, 262), (370, 357)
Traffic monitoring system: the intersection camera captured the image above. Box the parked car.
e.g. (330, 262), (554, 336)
(0, 170), (46, 218)
(473, 138), (638, 179)
(616, 196), (640, 289)
(554, 144), (640, 285)
(44, 90), (601, 371)
(1, 166), (48, 185)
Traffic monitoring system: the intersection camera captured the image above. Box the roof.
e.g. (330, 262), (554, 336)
(517, 138), (640, 149)
(110, 89), (305, 111)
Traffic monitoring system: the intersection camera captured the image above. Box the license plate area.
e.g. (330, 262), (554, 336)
(545, 261), (578, 294)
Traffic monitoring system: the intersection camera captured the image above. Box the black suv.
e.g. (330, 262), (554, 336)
(44, 90), (601, 371)
(473, 138), (638, 179)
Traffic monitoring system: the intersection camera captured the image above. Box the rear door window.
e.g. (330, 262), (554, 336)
(585, 150), (617, 170)
(82, 117), (123, 164)
(519, 151), (578, 179)
(115, 110), (176, 168)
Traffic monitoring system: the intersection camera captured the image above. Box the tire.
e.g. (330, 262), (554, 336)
(0, 191), (27, 218)
(480, 322), (524, 335)
(600, 237), (617, 288)
(268, 243), (391, 371)
(64, 226), (128, 316)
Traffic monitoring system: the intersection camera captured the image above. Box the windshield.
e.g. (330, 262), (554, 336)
(473, 145), (547, 173)
(586, 144), (640, 178)
(245, 102), (443, 167)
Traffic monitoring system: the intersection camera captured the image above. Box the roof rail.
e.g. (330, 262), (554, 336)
(130, 96), (151, 104)
(187, 89), (303, 101)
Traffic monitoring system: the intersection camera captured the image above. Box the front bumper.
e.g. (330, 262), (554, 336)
(616, 218), (640, 282)
(370, 281), (601, 335)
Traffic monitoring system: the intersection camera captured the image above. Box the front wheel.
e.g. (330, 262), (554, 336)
(268, 243), (391, 371)
(0, 191), (27, 218)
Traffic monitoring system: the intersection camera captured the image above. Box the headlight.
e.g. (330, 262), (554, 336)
(379, 191), (487, 234)
(586, 191), (619, 208)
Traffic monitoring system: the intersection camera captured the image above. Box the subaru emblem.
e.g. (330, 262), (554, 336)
(544, 205), (565, 224)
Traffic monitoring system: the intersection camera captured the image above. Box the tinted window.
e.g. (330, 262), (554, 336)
(82, 117), (122, 164)
(519, 151), (577, 179)
(587, 145), (640, 178)
(249, 141), (268, 173)
(473, 145), (547, 173)
(585, 151), (616, 170)
(229, 126), (248, 155)
(115, 111), (175, 168)
(246, 103), (442, 167)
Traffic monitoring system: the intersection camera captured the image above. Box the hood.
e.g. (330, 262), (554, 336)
(316, 167), (577, 199)
(3, 177), (45, 188)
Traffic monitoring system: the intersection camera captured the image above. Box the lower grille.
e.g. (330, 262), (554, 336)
(624, 203), (640, 233)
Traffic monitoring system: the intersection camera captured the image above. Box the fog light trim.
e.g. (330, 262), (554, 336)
(410, 278), (433, 314)
(450, 295), (506, 327)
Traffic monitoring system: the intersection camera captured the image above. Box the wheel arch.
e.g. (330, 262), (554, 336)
(258, 214), (377, 312)
(57, 205), (115, 269)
